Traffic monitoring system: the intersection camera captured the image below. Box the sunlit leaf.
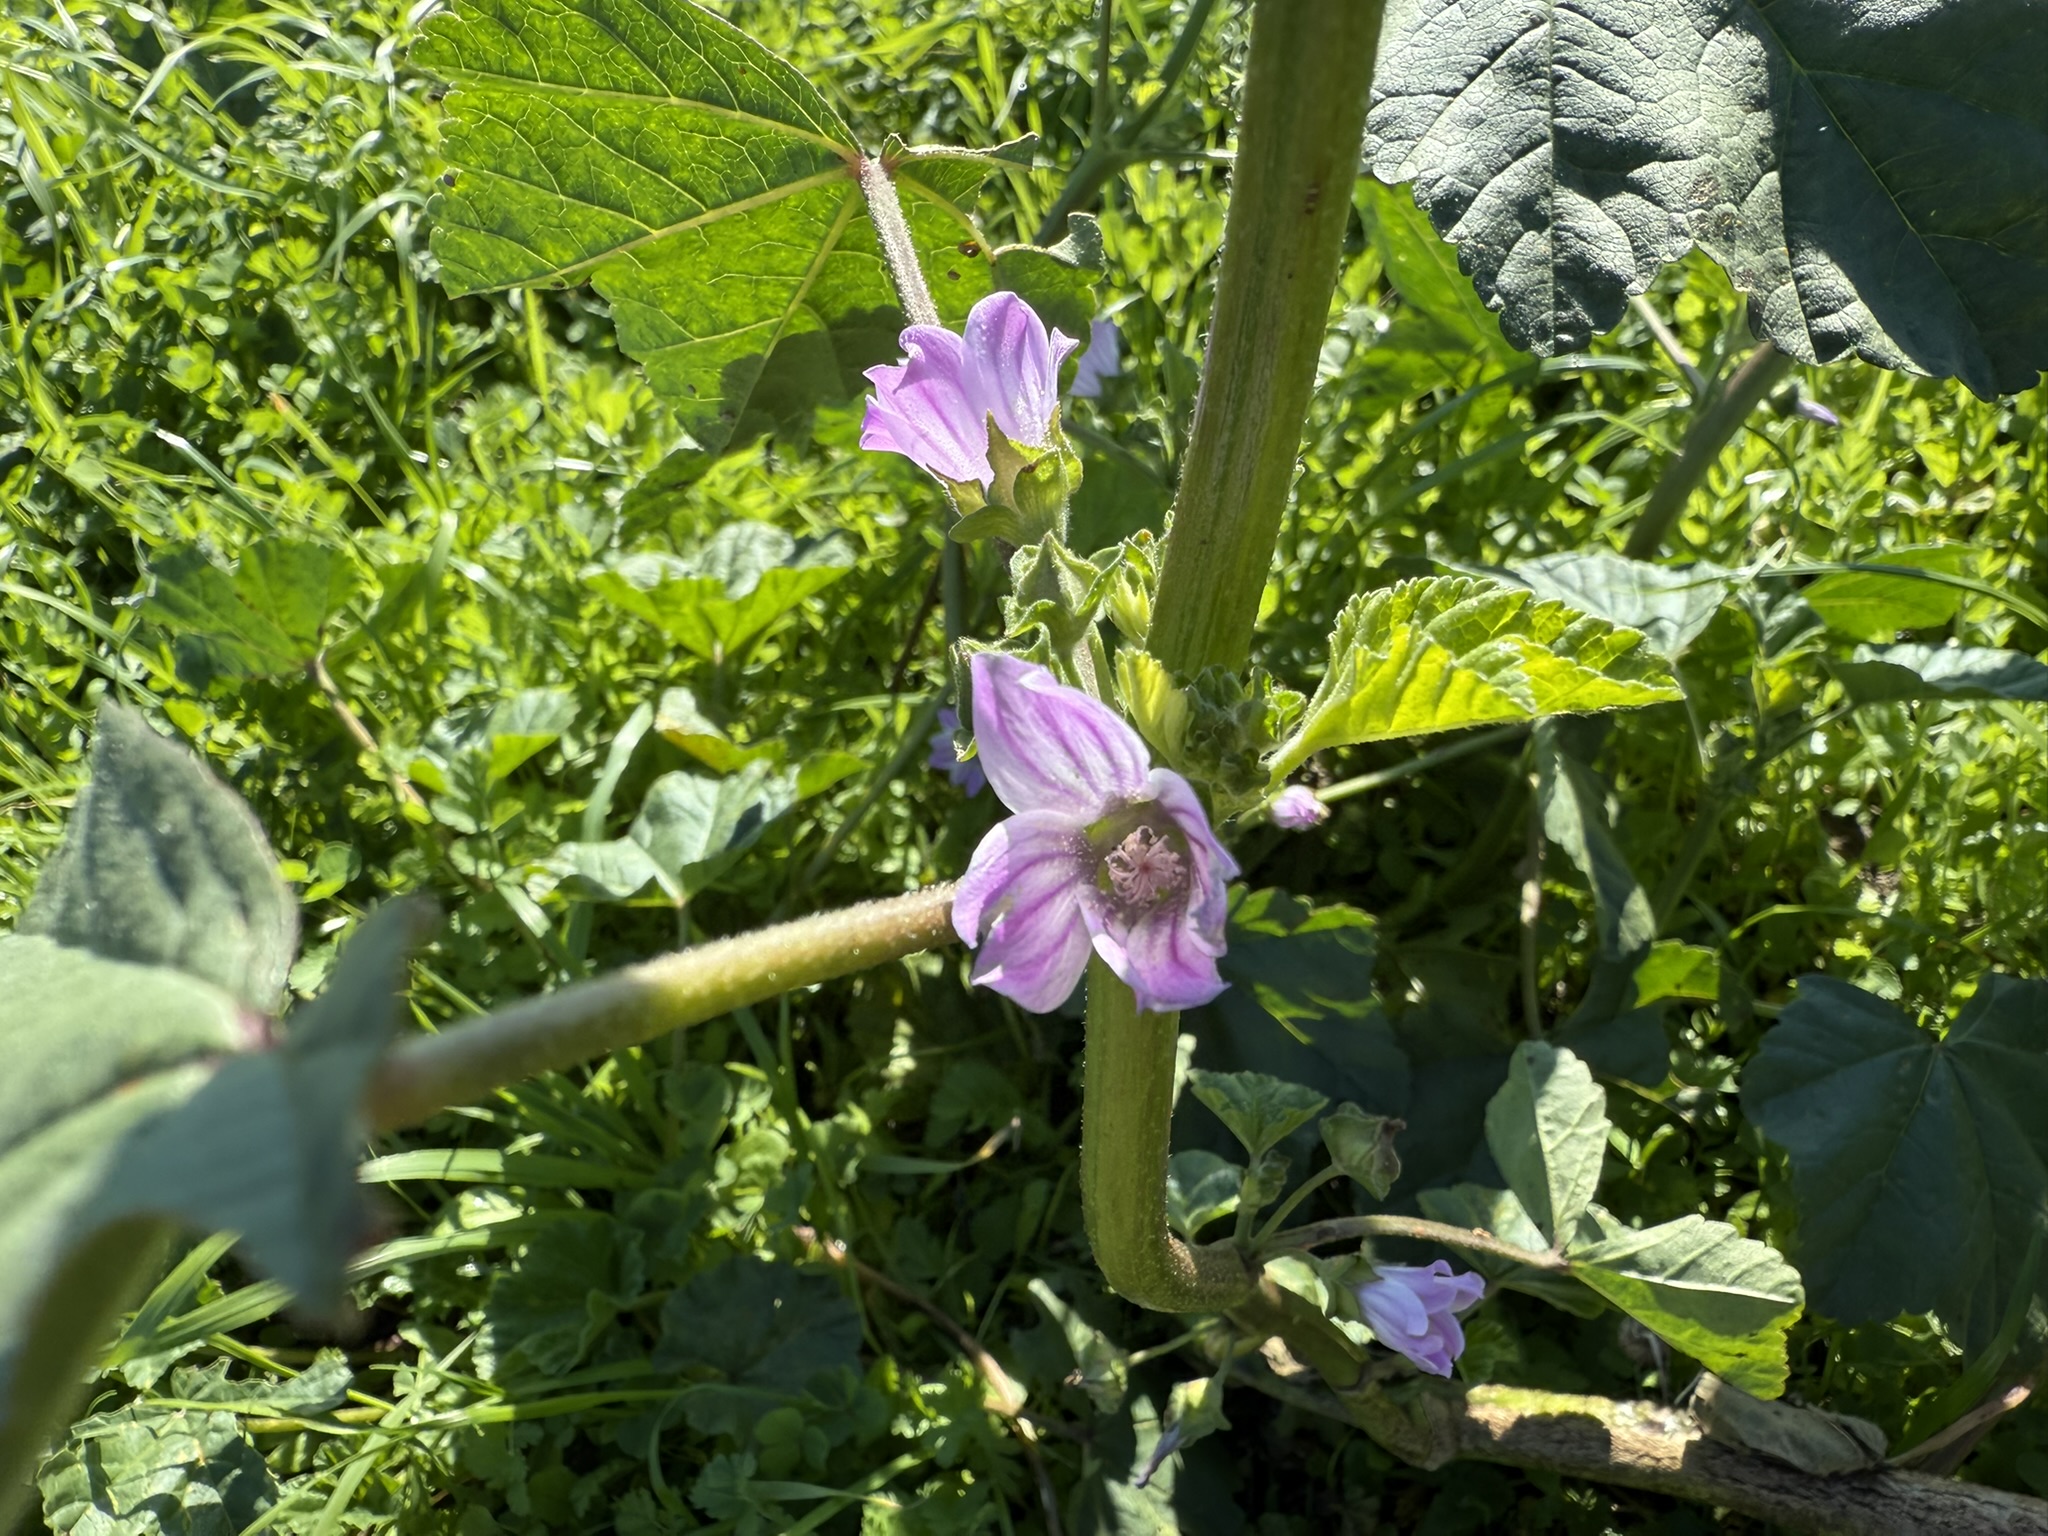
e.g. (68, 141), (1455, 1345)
(1267, 577), (1678, 780)
(1483, 1042), (1608, 1247)
(585, 524), (853, 663)
(148, 540), (359, 683)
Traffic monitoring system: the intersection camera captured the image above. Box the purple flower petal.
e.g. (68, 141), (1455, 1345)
(968, 653), (1150, 817)
(1354, 1261), (1485, 1377)
(1270, 784), (1328, 831)
(862, 325), (991, 486)
(1145, 768), (1239, 937)
(953, 810), (1095, 1013)
(1069, 316), (1121, 400)
(1091, 899), (1229, 1014)
(927, 707), (987, 795)
(962, 292), (1076, 448)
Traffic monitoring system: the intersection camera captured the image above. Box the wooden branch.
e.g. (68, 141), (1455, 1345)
(1236, 1345), (2048, 1536)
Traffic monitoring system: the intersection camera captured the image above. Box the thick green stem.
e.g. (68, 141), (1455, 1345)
(858, 155), (940, 329)
(1146, 0), (1385, 675)
(1080, 960), (1257, 1311)
(366, 885), (958, 1130)
(1622, 342), (1793, 560)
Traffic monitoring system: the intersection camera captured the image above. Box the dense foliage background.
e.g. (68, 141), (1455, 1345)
(4, 0), (2047, 1529)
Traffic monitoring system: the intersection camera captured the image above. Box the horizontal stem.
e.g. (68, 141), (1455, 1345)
(1266, 1215), (1568, 1273)
(1241, 1361), (2048, 1536)
(1316, 723), (1528, 806)
(366, 885), (959, 1131)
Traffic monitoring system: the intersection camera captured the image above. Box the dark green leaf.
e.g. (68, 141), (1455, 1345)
(148, 540), (357, 681)
(1742, 973), (2048, 1342)
(1268, 577), (1679, 780)
(1368, 0), (2048, 394)
(39, 1396), (277, 1536)
(585, 524), (852, 662)
(1835, 642), (2048, 705)
(1213, 888), (1378, 1041)
(1511, 552), (1732, 661)
(487, 1212), (644, 1376)
(1164, 1151), (1243, 1240)
(654, 1258), (860, 1435)
(1186, 1069), (1328, 1160)
(22, 702), (297, 1013)
(1567, 1215), (1805, 1397)
(1320, 1103), (1402, 1199)
(1690, 1372), (1887, 1474)
(420, 0), (1097, 469)
(1026, 1279), (1128, 1413)
(1484, 1042), (1608, 1246)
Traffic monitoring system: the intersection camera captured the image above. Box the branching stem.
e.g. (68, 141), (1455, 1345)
(1265, 1214), (1570, 1273)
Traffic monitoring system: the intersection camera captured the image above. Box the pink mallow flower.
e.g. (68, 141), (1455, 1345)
(952, 653), (1239, 1015)
(1270, 784), (1328, 831)
(927, 707), (987, 796)
(861, 292), (1077, 491)
(1354, 1261), (1487, 1377)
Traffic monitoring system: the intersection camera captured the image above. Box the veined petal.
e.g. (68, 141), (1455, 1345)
(1094, 897), (1229, 1014)
(862, 326), (991, 486)
(961, 291), (1075, 447)
(1145, 768), (1238, 941)
(969, 653), (1151, 816)
(954, 811), (1095, 1014)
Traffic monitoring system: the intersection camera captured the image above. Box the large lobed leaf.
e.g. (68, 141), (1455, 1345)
(418, 0), (1097, 473)
(1743, 973), (2048, 1345)
(1267, 576), (1678, 779)
(1367, 0), (2048, 395)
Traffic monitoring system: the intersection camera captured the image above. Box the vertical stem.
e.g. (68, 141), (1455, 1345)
(1146, 0), (1386, 675)
(858, 156), (940, 329)
(1623, 342), (1793, 561)
(1081, 959), (1256, 1311)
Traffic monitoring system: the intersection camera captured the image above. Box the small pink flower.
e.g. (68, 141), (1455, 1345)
(1355, 1261), (1486, 1376)
(1270, 784), (1328, 831)
(861, 292), (1077, 491)
(951, 654), (1239, 1015)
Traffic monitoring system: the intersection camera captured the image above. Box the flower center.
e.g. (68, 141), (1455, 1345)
(1103, 825), (1186, 910)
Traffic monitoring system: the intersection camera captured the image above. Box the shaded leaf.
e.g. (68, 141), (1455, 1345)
(1484, 1042), (1608, 1246)
(22, 702), (296, 1014)
(585, 524), (852, 663)
(1321, 1104), (1402, 1200)
(1511, 551), (1731, 661)
(1690, 1372), (1887, 1474)
(148, 540), (358, 682)
(1268, 577), (1678, 780)
(654, 1258), (860, 1435)
(1186, 1070), (1328, 1161)
(1026, 1279), (1129, 1413)
(1568, 1215), (1805, 1397)
(1835, 642), (2048, 706)
(1742, 973), (2048, 1344)
(1803, 548), (1969, 642)
(1367, 0), (2048, 395)
(487, 1212), (644, 1377)
(1164, 1151), (1243, 1240)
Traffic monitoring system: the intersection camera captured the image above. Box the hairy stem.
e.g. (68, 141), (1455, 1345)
(366, 885), (958, 1130)
(1623, 341), (1793, 560)
(1146, 0), (1385, 674)
(1080, 960), (1257, 1312)
(858, 156), (939, 329)
(1266, 1214), (1570, 1273)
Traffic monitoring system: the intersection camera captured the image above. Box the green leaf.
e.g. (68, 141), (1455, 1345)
(1484, 1042), (1609, 1247)
(1368, 1), (2048, 395)
(1690, 1373), (1887, 1475)
(1268, 577), (1679, 780)
(653, 1258), (861, 1435)
(21, 702), (297, 1013)
(1632, 942), (1721, 1007)
(1742, 973), (2048, 1343)
(585, 524), (853, 662)
(411, 688), (579, 814)
(39, 1395), (277, 1536)
(487, 1212), (644, 1377)
(1356, 177), (1514, 368)
(1510, 552), (1731, 661)
(1803, 548), (1970, 641)
(1320, 1103), (1402, 1200)
(1164, 1150), (1243, 1240)
(655, 687), (775, 772)
(148, 539), (359, 682)
(1567, 1215), (1805, 1398)
(1834, 642), (2048, 705)
(1212, 888), (1378, 1044)
(1186, 1069), (1328, 1161)
(1416, 1184), (1604, 1316)
(1026, 1279), (1129, 1413)
(419, 0), (1097, 468)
